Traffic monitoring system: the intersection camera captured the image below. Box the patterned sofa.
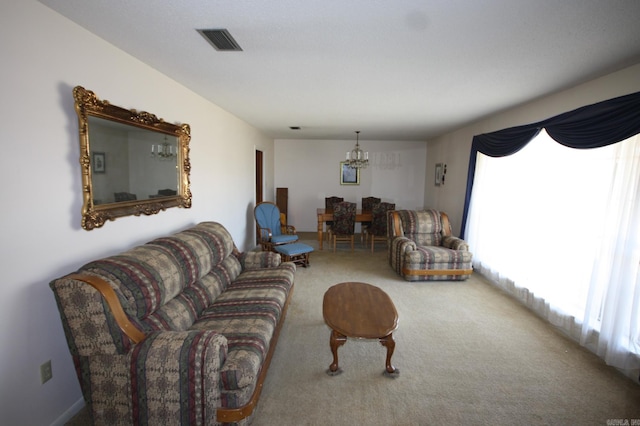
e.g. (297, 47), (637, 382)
(388, 209), (473, 281)
(50, 222), (295, 425)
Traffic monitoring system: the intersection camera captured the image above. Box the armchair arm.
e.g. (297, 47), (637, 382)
(389, 236), (417, 275)
(88, 330), (228, 425)
(257, 227), (275, 251)
(441, 235), (470, 251)
(281, 224), (297, 235)
(391, 236), (417, 252)
(258, 227), (274, 241)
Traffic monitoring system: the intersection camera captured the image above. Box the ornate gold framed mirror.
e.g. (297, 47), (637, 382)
(73, 86), (192, 230)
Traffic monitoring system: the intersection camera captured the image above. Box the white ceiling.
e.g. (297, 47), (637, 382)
(39, 0), (640, 141)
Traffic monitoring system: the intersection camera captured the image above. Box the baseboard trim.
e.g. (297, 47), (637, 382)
(51, 397), (85, 426)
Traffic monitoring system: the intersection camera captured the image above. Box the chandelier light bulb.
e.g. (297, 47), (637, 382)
(151, 136), (178, 161)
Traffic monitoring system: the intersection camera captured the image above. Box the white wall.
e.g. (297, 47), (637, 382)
(0, 2), (273, 425)
(274, 139), (427, 232)
(276, 59), (640, 238)
(4, 2), (640, 425)
(424, 63), (640, 236)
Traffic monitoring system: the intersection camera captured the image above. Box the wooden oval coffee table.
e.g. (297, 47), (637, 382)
(322, 282), (399, 377)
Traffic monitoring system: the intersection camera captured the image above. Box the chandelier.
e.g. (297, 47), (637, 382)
(346, 130), (368, 169)
(151, 136), (177, 161)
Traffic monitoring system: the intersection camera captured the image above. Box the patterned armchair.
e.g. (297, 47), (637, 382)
(388, 209), (472, 281)
(332, 201), (356, 252)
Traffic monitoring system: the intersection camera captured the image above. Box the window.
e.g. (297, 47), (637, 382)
(466, 130), (640, 371)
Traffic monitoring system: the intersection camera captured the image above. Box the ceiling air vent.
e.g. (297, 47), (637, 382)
(198, 29), (243, 51)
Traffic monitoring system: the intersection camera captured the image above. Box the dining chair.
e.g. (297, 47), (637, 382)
(114, 192), (137, 202)
(157, 188), (177, 196)
(361, 196), (381, 244)
(370, 202), (395, 252)
(332, 201), (356, 252)
(325, 196), (344, 241)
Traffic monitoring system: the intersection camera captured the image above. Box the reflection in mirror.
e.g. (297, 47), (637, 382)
(88, 116), (179, 205)
(74, 86), (191, 230)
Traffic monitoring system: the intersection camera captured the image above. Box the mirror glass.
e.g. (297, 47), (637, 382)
(88, 116), (179, 205)
(74, 86), (191, 230)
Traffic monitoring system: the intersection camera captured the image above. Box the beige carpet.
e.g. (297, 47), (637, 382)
(252, 234), (640, 425)
(68, 233), (640, 425)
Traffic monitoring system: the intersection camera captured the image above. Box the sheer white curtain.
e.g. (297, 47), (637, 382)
(466, 129), (640, 377)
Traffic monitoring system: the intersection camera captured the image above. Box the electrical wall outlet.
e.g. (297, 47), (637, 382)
(40, 360), (52, 384)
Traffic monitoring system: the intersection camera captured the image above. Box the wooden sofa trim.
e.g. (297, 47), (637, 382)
(402, 268), (473, 276)
(440, 211), (452, 236)
(216, 282), (295, 423)
(391, 211), (403, 237)
(67, 273), (146, 344)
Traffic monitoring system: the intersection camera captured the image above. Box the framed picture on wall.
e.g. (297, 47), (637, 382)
(93, 152), (106, 174)
(435, 163), (443, 186)
(340, 161), (360, 185)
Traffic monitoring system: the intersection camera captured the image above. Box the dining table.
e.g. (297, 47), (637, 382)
(316, 208), (372, 250)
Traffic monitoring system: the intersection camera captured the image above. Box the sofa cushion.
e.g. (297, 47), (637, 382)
(241, 251), (282, 270)
(181, 222), (237, 267)
(397, 209), (443, 246)
(144, 256), (243, 331)
(189, 265), (295, 394)
(408, 246), (473, 269)
(78, 222), (243, 330)
(79, 244), (191, 321)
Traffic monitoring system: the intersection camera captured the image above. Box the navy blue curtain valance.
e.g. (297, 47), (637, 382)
(460, 90), (640, 237)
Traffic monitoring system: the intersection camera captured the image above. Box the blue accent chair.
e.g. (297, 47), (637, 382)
(254, 202), (299, 251)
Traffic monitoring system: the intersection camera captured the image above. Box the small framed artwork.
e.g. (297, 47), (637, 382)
(435, 163), (443, 186)
(93, 152), (106, 174)
(340, 161), (360, 185)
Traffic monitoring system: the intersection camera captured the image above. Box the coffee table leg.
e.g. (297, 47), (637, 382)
(327, 329), (346, 375)
(380, 333), (399, 377)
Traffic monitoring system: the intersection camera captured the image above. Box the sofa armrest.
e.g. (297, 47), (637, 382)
(88, 330), (228, 425)
(241, 251), (282, 270)
(441, 235), (470, 251)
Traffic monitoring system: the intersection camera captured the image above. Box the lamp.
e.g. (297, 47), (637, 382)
(346, 131), (368, 169)
(151, 136), (177, 161)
